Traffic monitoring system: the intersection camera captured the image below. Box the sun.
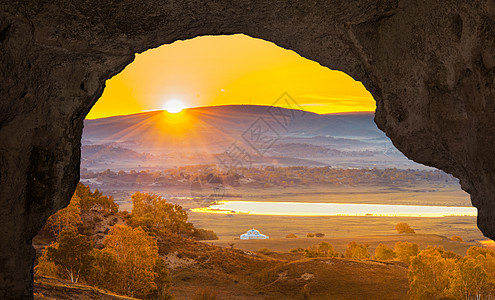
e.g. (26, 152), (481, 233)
(163, 99), (185, 114)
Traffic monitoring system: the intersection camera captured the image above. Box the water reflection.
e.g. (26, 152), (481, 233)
(191, 201), (477, 217)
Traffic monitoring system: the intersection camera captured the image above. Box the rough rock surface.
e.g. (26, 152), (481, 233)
(0, 0), (494, 298)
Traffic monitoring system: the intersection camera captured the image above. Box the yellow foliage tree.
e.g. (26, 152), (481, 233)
(86, 249), (119, 291)
(75, 182), (118, 213)
(395, 241), (419, 264)
(448, 257), (491, 299)
(304, 242), (339, 258)
(102, 224), (159, 298)
(373, 243), (396, 261)
(344, 241), (370, 259)
(34, 248), (63, 278)
(45, 230), (95, 283)
(408, 247), (456, 300)
(131, 192), (193, 235)
(466, 246), (495, 285)
(395, 222), (415, 234)
(44, 195), (82, 238)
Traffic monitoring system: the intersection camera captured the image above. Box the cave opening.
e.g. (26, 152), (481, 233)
(31, 34), (483, 299)
(2, 2), (494, 299)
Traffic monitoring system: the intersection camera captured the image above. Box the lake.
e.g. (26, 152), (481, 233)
(191, 200), (477, 217)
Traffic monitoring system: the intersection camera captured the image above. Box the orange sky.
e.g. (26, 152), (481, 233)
(87, 34), (375, 119)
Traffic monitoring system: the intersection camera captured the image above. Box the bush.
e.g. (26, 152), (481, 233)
(395, 222), (415, 234)
(307, 233), (315, 238)
(290, 248), (305, 253)
(315, 233), (325, 238)
(373, 243), (396, 260)
(451, 235), (463, 242)
(286, 233), (298, 238)
(192, 228), (218, 240)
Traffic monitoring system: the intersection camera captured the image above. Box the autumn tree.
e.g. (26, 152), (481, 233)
(318, 242), (339, 258)
(408, 247), (457, 299)
(451, 235), (463, 242)
(86, 249), (119, 291)
(304, 242), (339, 258)
(45, 230), (95, 283)
(466, 246), (495, 284)
(395, 241), (419, 264)
(395, 222), (415, 234)
(152, 258), (174, 300)
(344, 241), (370, 259)
(75, 182), (119, 213)
(448, 257), (491, 299)
(131, 192), (193, 235)
(102, 224), (162, 298)
(373, 244), (396, 261)
(43, 195), (82, 238)
(35, 248), (63, 278)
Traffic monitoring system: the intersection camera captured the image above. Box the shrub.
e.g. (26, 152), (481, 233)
(192, 228), (218, 240)
(315, 233), (325, 238)
(307, 233), (315, 238)
(286, 233), (298, 238)
(451, 235), (463, 242)
(395, 222), (415, 234)
(290, 248), (305, 253)
(373, 243), (396, 260)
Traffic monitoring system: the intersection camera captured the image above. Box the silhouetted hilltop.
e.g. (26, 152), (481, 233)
(83, 105), (383, 145)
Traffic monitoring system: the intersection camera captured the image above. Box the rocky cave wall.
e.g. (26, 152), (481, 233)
(1, 0), (495, 298)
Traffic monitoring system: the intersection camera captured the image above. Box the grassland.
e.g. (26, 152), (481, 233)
(208, 233), (479, 256)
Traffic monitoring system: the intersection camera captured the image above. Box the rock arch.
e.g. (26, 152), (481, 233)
(1, 1), (495, 298)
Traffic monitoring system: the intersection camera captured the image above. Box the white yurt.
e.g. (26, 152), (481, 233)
(240, 228), (269, 240)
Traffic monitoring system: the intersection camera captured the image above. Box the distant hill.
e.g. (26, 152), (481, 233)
(82, 105), (425, 169)
(84, 105), (385, 148)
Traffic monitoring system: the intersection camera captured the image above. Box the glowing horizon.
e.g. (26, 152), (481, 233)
(87, 34), (375, 120)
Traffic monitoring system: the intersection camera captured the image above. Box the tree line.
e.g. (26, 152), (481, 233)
(81, 165), (458, 189)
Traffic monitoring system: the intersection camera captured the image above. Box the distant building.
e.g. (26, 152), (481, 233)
(240, 228), (269, 240)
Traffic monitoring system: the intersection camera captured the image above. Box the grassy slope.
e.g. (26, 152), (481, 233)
(158, 233), (410, 299)
(34, 207), (474, 299)
(210, 234), (480, 256)
(34, 276), (138, 300)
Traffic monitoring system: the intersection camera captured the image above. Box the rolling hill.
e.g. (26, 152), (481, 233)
(82, 105), (424, 170)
